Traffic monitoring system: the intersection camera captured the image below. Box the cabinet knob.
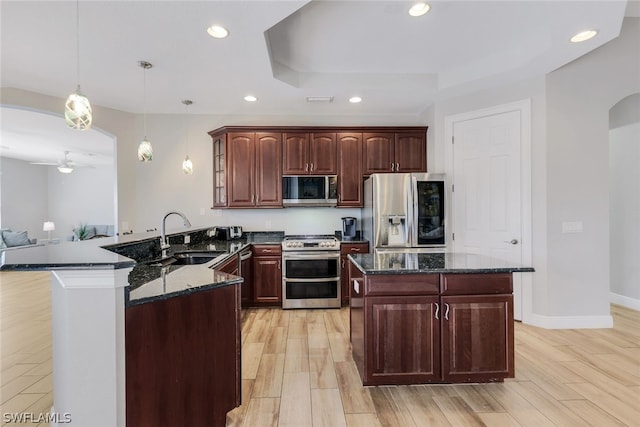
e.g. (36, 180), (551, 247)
(391, 163), (395, 171)
(310, 163), (314, 171)
(305, 163), (309, 171)
(396, 162), (400, 171)
(444, 303), (450, 320)
(504, 239), (519, 245)
(434, 303), (440, 320)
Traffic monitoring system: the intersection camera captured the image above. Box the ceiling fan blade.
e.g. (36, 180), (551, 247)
(30, 161), (59, 165)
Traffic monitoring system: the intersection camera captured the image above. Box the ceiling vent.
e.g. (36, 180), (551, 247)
(305, 96), (334, 103)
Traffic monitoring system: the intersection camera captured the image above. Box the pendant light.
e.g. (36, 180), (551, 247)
(137, 61), (153, 162)
(181, 100), (194, 175)
(64, 0), (92, 130)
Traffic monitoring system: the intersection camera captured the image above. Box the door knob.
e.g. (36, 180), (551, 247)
(505, 239), (519, 245)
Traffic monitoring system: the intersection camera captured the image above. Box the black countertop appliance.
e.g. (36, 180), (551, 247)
(341, 217), (357, 241)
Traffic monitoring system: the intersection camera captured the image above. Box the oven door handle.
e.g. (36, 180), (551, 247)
(282, 277), (340, 283)
(282, 252), (341, 260)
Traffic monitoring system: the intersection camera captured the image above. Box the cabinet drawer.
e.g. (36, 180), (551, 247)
(366, 274), (439, 296)
(252, 245), (282, 256)
(341, 243), (369, 255)
(441, 273), (512, 295)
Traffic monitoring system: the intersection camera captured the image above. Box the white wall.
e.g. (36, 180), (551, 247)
(0, 157), (48, 239)
(609, 122), (640, 307)
(0, 157), (115, 241)
(0, 88), (137, 234)
(48, 166), (115, 240)
(544, 17), (640, 320)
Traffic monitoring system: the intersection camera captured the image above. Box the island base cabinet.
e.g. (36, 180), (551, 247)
(125, 283), (241, 427)
(441, 294), (514, 383)
(365, 296), (440, 385)
(349, 263), (515, 385)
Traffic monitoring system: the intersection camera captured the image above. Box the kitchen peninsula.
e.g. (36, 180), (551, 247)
(0, 227), (281, 427)
(347, 251), (534, 386)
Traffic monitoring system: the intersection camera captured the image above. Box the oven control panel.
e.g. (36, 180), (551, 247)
(282, 236), (339, 251)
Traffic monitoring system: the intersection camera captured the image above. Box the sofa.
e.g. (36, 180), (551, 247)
(0, 228), (39, 252)
(71, 224), (115, 241)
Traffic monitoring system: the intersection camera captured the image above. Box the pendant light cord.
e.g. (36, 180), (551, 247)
(75, 0), (80, 87)
(143, 66), (147, 139)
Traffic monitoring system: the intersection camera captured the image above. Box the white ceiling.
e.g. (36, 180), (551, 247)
(0, 0), (635, 164)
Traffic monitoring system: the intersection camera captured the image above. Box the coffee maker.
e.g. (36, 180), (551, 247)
(341, 217), (357, 241)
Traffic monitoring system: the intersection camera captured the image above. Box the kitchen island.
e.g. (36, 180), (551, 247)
(347, 251), (533, 386)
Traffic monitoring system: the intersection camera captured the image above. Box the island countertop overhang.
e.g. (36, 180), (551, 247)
(348, 251), (534, 275)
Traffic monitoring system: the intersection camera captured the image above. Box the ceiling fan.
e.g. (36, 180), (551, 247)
(30, 150), (84, 173)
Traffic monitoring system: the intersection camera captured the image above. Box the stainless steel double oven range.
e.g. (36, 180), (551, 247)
(281, 235), (341, 309)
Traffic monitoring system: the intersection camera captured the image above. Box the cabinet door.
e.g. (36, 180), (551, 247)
(441, 294), (514, 383)
(365, 296), (440, 385)
(283, 133), (309, 175)
(212, 134), (227, 207)
(255, 132), (282, 207)
(337, 133), (363, 207)
(227, 133), (256, 207)
(240, 253), (252, 307)
(309, 132), (337, 174)
(395, 132), (426, 172)
(363, 133), (394, 175)
(252, 256), (282, 304)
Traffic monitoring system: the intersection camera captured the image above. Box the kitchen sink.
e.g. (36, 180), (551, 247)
(146, 251), (226, 267)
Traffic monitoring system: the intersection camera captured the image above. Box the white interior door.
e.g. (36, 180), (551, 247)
(452, 110), (524, 319)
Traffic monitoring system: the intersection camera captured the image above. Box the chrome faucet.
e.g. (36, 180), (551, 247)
(160, 211), (192, 259)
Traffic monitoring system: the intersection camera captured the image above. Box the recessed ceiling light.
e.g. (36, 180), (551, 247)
(570, 30), (598, 43)
(244, 95), (257, 102)
(349, 96), (362, 103)
(409, 2), (430, 17)
(207, 25), (229, 39)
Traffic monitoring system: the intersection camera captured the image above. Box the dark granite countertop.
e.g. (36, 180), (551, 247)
(348, 251), (534, 275)
(124, 231), (285, 306)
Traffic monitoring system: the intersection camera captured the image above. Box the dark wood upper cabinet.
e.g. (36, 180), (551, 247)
(227, 132), (255, 207)
(283, 132), (337, 175)
(282, 133), (309, 175)
(226, 131), (282, 208)
(255, 132), (282, 207)
(363, 133), (394, 174)
(309, 133), (337, 174)
(337, 132), (363, 207)
(395, 132), (426, 172)
(362, 131), (427, 175)
(210, 126), (426, 209)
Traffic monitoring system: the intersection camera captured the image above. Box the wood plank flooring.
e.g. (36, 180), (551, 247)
(1, 272), (638, 426)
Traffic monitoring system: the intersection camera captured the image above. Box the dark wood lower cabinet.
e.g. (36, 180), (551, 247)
(126, 282), (241, 427)
(366, 296), (440, 385)
(441, 294), (514, 382)
(252, 245), (282, 305)
(349, 264), (515, 385)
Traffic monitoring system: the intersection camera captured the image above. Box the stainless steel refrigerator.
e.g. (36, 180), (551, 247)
(362, 173), (446, 249)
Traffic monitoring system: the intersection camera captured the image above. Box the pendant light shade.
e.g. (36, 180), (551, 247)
(182, 155), (193, 175)
(138, 138), (153, 162)
(65, 0), (92, 130)
(181, 99), (194, 174)
(137, 61), (153, 162)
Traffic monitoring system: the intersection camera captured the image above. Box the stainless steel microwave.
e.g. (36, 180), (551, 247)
(282, 176), (337, 207)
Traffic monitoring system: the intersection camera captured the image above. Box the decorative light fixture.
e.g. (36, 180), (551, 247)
(57, 150), (74, 173)
(43, 221), (56, 241)
(409, 2), (430, 17)
(207, 25), (229, 39)
(181, 99), (194, 175)
(64, 0), (92, 130)
(570, 30), (598, 43)
(137, 61), (153, 162)
(349, 96), (363, 103)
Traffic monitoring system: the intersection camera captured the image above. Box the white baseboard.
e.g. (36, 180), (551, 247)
(527, 313), (614, 329)
(610, 292), (640, 311)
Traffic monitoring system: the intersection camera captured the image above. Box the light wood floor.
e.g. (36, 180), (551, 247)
(1, 272), (638, 426)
